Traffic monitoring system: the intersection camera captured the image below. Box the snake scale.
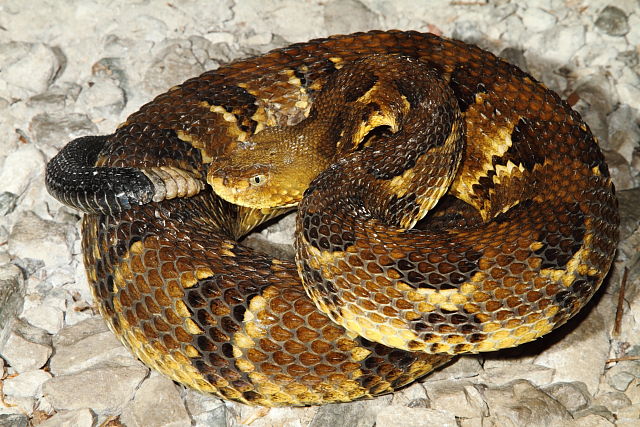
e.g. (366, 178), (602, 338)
(46, 31), (619, 407)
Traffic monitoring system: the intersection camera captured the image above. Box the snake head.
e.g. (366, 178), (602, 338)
(207, 141), (315, 209)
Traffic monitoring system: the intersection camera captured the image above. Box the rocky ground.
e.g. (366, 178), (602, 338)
(0, 0), (639, 426)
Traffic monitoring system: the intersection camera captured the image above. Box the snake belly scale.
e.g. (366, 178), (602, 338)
(45, 31), (619, 407)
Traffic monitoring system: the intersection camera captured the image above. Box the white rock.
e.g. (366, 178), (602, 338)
(120, 373), (191, 427)
(50, 316), (139, 376)
(426, 381), (488, 418)
(8, 211), (72, 267)
(36, 408), (96, 427)
(0, 263), (24, 352)
(0, 144), (46, 196)
(21, 305), (64, 335)
(42, 364), (148, 413)
(521, 7), (557, 32)
(478, 363), (555, 388)
(540, 25), (586, 63)
(3, 369), (52, 398)
(75, 77), (126, 119)
(376, 406), (457, 427)
(183, 389), (228, 427)
(324, 0), (380, 35)
(0, 42), (62, 99)
(1, 331), (52, 372)
(533, 304), (610, 394)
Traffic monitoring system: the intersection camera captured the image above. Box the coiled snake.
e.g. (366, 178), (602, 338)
(46, 31), (619, 406)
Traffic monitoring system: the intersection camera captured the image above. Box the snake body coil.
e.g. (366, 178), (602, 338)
(46, 31), (619, 406)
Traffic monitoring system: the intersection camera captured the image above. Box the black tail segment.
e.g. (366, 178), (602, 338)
(45, 135), (155, 215)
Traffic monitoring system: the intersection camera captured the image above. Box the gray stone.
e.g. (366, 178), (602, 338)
(75, 77), (126, 118)
(616, 404), (640, 426)
(570, 413), (615, 426)
(426, 381), (488, 418)
(481, 380), (572, 426)
(36, 409), (96, 427)
(0, 414), (29, 427)
(29, 112), (98, 150)
(520, 7), (557, 32)
(232, 404), (316, 427)
(120, 374), (191, 427)
(542, 382), (591, 413)
(50, 316), (139, 376)
(533, 305), (610, 395)
(617, 187), (640, 241)
(0, 192), (18, 216)
(478, 364), (555, 388)
(3, 369), (52, 398)
(0, 263), (24, 353)
(1, 325), (52, 373)
(607, 104), (639, 163)
(323, 0), (379, 35)
(540, 25), (586, 63)
(0, 42), (62, 99)
(595, 6), (629, 37)
(603, 150), (635, 191)
(183, 389), (228, 427)
(594, 391), (632, 412)
(572, 74), (615, 146)
(22, 304), (64, 335)
(389, 381), (428, 407)
(26, 82), (82, 112)
(310, 396), (392, 427)
(42, 364), (148, 413)
(423, 355), (481, 382)
(0, 144), (46, 197)
(142, 38), (208, 97)
(573, 405), (615, 423)
(608, 370), (636, 392)
(376, 406), (457, 427)
(8, 211), (73, 268)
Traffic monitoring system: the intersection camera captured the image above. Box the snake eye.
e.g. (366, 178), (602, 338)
(249, 174), (267, 187)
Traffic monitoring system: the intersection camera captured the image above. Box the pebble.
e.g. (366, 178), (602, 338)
(376, 406), (457, 427)
(595, 6), (630, 37)
(594, 391), (632, 412)
(3, 369), (52, 398)
(533, 304), (610, 395)
(540, 25), (585, 63)
(0, 42), (62, 99)
(520, 7), (557, 32)
(120, 374), (192, 427)
(324, 0), (379, 35)
(8, 211), (73, 268)
(41, 364), (148, 412)
(49, 317), (140, 376)
(482, 380), (572, 426)
(36, 409), (96, 427)
(426, 381), (488, 418)
(29, 112), (98, 151)
(74, 76), (126, 119)
(0, 414), (29, 427)
(0, 192), (18, 216)
(309, 397), (391, 427)
(183, 390), (228, 427)
(1, 330), (52, 373)
(0, 144), (46, 197)
(21, 304), (64, 334)
(0, 263), (24, 350)
(543, 382), (591, 413)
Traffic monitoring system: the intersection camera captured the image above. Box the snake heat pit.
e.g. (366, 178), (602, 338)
(46, 31), (619, 406)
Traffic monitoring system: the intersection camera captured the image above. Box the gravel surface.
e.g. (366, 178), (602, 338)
(1, 1), (639, 426)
